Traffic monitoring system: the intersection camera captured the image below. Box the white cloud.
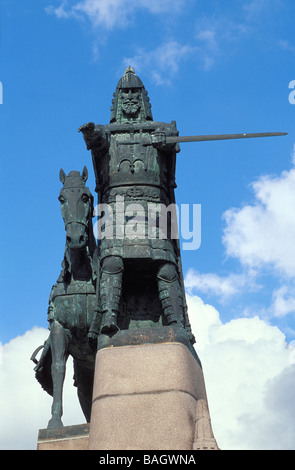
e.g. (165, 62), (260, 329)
(222, 153), (295, 278)
(277, 39), (295, 54)
(271, 286), (295, 318)
(239, 364), (295, 449)
(46, 2), (80, 20)
(73, 0), (133, 29)
(1, 300), (295, 450)
(184, 148), (295, 323)
(123, 41), (194, 85)
(0, 328), (84, 450)
(184, 268), (257, 302)
(46, 0), (186, 30)
(187, 294), (295, 450)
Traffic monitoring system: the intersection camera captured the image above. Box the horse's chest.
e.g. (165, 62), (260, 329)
(52, 282), (96, 331)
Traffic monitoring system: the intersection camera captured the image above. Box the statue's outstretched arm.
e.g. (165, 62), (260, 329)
(78, 122), (109, 152)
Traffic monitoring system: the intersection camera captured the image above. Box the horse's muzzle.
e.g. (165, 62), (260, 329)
(65, 222), (88, 249)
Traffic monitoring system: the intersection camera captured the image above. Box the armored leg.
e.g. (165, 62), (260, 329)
(157, 263), (185, 328)
(100, 256), (124, 334)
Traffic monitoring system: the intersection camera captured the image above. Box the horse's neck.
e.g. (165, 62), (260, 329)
(68, 247), (93, 282)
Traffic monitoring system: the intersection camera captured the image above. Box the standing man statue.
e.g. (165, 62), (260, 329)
(79, 67), (193, 340)
(79, 67), (193, 339)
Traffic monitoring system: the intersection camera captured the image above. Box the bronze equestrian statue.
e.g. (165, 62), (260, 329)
(31, 167), (99, 428)
(32, 68), (286, 429)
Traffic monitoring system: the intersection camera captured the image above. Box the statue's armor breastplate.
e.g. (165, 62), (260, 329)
(94, 121), (177, 206)
(93, 121), (179, 263)
(48, 281), (96, 332)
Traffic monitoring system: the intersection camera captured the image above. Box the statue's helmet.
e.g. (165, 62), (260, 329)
(110, 66), (153, 123)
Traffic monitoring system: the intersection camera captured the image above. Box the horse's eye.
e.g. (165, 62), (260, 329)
(81, 193), (89, 203)
(58, 195), (65, 204)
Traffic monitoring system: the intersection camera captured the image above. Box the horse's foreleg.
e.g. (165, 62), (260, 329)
(48, 321), (68, 429)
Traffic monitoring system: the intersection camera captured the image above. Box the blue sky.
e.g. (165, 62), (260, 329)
(1, 0), (295, 450)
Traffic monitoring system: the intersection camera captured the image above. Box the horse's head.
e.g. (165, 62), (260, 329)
(59, 166), (94, 250)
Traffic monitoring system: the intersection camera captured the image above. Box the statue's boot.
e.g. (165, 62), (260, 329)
(100, 256), (124, 334)
(157, 263), (185, 328)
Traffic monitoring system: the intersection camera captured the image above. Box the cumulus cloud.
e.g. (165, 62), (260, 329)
(184, 268), (259, 302)
(0, 328), (84, 450)
(186, 148), (295, 322)
(123, 41), (195, 86)
(220, 149), (295, 321)
(223, 151), (295, 278)
(187, 295), (295, 450)
(238, 364), (295, 449)
(183, 150), (295, 444)
(1, 299), (295, 450)
(271, 286), (295, 318)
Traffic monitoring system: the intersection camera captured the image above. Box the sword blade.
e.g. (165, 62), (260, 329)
(166, 132), (287, 144)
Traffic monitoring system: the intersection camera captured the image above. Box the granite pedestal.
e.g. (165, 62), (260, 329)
(89, 327), (219, 450)
(37, 327), (218, 450)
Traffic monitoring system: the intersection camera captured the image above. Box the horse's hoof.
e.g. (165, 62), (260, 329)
(47, 417), (64, 429)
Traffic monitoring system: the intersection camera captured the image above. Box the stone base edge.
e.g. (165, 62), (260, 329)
(37, 423), (89, 450)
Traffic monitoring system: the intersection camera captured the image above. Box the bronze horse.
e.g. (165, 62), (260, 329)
(31, 167), (100, 429)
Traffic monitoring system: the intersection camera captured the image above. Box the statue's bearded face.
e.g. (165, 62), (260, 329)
(121, 88), (140, 118)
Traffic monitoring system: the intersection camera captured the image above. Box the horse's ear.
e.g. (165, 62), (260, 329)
(82, 166), (88, 182)
(59, 168), (66, 184)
